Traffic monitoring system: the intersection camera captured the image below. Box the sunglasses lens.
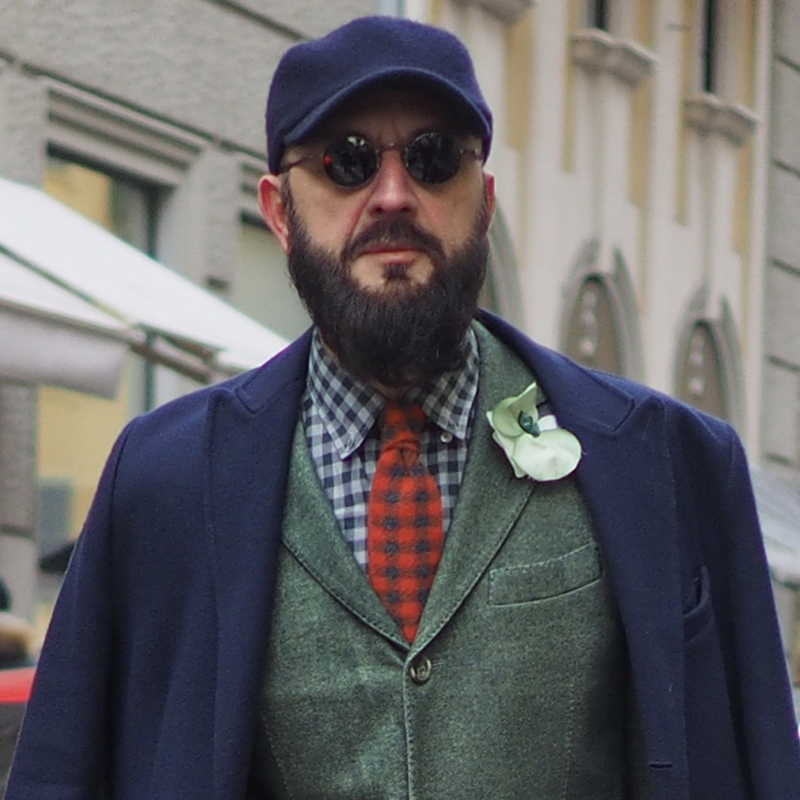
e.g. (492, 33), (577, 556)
(405, 133), (462, 185)
(323, 136), (378, 187)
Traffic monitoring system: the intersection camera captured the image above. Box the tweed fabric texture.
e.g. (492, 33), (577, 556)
(367, 403), (444, 642)
(253, 324), (632, 799)
(302, 329), (478, 569)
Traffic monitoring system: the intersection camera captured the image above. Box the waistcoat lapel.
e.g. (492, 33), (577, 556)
(280, 421), (409, 647)
(275, 326), (546, 652)
(413, 325), (538, 649)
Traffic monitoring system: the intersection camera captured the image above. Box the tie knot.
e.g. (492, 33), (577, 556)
(379, 402), (426, 448)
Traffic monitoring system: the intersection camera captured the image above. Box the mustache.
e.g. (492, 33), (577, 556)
(341, 218), (446, 265)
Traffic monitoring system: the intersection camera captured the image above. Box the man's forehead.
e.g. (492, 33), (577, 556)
(308, 86), (475, 141)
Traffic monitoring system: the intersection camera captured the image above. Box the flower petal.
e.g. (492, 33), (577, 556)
(486, 381), (541, 437)
(505, 383), (541, 422)
(536, 414), (559, 432)
(486, 404), (521, 438)
(509, 429), (582, 481)
(490, 429), (526, 477)
(487, 382), (582, 481)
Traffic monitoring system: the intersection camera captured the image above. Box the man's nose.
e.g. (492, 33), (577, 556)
(365, 150), (418, 216)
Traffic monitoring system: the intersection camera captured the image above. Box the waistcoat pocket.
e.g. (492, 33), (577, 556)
(488, 541), (602, 605)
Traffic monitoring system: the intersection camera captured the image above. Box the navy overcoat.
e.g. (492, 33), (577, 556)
(7, 312), (800, 799)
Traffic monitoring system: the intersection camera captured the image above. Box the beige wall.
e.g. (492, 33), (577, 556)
(418, 0), (767, 446)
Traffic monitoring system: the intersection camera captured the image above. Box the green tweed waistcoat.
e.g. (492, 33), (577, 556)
(251, 326), (632, 800)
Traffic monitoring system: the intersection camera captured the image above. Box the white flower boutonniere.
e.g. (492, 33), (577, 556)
(486, 381), (582, 481)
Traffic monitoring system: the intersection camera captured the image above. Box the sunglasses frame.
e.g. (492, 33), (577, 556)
(278, 132), (484, 189)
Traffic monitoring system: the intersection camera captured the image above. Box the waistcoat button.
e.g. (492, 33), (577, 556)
(409, 655), (432, 684)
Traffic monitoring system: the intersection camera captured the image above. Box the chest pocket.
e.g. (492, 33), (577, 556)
(488, 541), (602, 605)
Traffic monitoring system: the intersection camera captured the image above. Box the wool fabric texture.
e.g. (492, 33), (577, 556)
(367, 402), (444, 642)
(265, 16), (493, 173)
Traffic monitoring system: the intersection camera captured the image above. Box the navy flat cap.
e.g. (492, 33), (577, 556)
(265, 16), (493, 174)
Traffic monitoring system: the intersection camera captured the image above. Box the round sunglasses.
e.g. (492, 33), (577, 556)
(278, 132), (483, 188)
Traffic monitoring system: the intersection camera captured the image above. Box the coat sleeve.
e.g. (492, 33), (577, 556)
(684, 421), (800, 797)
(720, 434), (800, 796)
(4, 424), (134, 800)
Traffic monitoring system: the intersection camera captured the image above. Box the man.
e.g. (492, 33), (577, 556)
(6, 15), (800, 800)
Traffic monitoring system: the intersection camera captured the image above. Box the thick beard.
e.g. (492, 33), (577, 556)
(284, 189), (489, 388)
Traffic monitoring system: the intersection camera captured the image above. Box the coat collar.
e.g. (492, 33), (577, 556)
(476, 310), (636, 435)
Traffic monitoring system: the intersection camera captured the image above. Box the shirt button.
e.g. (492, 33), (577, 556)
(409, 655), (432, 684)
(439, 431), (453, 444)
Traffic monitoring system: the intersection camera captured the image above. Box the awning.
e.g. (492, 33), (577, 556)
(751, 466), (800, 586)
(0, 253), (130, 397)
(0, 177), (288, 386)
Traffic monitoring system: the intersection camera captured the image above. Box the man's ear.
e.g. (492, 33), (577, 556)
(258, 174), (290, 252)
(483, 172), (497, 232)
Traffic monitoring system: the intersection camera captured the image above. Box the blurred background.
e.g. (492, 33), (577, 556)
(0, 0), (799, 743)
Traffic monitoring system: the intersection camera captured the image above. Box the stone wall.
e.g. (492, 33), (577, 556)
(763, 0), (800, 477)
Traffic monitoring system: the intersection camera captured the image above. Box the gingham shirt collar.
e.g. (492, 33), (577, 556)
(306, 328), (479, 459)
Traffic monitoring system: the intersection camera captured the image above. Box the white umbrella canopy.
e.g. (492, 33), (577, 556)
(0, 252), (130, 397)
(0, 177), (288, 381)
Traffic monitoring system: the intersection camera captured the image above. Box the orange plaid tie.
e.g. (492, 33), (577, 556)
(367, 402), (444, 642)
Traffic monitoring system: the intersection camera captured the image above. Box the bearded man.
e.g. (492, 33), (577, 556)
(6, 15), (800, 800)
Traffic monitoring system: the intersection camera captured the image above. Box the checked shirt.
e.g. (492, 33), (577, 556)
(301, 328), (479, 571)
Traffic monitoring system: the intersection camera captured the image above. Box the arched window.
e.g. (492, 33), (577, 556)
(561, 243), (642, 378)
(587, 0), (610, 31)
(676, 320), (728, 420)
(564, 275), (623, 374)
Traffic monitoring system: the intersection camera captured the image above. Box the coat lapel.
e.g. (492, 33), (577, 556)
(202, 332), (311, 800)
(569, 399), (686, 776)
